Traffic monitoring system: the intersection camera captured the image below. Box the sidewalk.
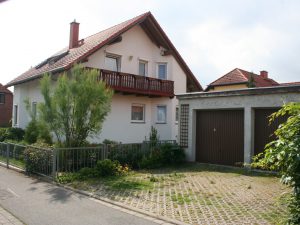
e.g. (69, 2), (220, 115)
(0, 206), (23, 225)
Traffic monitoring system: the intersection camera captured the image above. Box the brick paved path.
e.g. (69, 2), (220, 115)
(0, 206), (23, 225)
(76, 166), (290, 225)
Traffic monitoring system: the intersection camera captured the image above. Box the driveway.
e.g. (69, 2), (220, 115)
(0, 167), (160, 225)
(65, 164), (290, 225)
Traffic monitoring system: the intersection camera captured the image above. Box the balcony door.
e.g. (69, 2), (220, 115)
(105, 54), (121, 72)
(139, 60), (148, 76)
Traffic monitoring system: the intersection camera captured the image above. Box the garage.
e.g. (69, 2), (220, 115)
(196, 110), (244, 166)
(254, 108), (287, 156)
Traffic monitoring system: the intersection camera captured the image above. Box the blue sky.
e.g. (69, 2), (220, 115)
(0, 0), (299, 89)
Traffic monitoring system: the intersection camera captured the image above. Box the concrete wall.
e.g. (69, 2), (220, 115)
(12, 24), (187, 142)
(178, 91), (300, 162)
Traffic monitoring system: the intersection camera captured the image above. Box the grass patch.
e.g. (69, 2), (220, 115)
(0, 155), (25, 169)
(170, 193), (192, 205)
(102, 176), (153, 191)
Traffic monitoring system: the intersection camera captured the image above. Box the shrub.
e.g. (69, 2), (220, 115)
(23, 142), (53, 173)
(96, 159), (122, 177)
(160, 143), (185, 164)
(0, 127), (25, 142)
(56, 173), (78, 184)
(24, 120), (39, 144)
(140, 143), (185, 169)
(78, 167), (99, 179)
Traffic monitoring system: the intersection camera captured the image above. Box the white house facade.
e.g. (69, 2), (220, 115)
(7, 12), (202, 143)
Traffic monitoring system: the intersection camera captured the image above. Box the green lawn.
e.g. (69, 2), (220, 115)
(0, 155), (26, 169)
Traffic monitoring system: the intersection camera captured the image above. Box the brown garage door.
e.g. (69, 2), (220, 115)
(196, 110), (244, 166)
(254, 108), (287, 156)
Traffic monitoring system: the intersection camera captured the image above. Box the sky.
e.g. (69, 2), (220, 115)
(0, 0), (299, 90)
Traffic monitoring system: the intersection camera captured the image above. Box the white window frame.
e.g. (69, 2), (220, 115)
(157, 63), (167, 80)
(156, 105), (167, 124)
(105, 53), (121, 72)
(138, 60), (148, 76)
(131, 104), (145, 123)
(13, 104), (18, 126)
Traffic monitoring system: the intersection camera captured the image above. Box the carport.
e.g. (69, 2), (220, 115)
(177, 85), (300, 166)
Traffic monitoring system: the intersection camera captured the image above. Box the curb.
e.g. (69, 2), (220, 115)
(0, 163), (189, 225)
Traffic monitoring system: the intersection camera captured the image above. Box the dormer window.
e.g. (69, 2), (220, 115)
(105, 54), (121, 72)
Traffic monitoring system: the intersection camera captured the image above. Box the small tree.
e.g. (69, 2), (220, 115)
(254, 102), (300, 224)
(247, 72), (256, 88)
(39, 64), (113, 147)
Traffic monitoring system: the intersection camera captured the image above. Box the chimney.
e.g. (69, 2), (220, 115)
(69, 20), (80, 49)
(260, 70), (268, 79)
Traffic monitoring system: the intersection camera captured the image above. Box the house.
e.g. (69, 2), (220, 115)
(205, 68), (279, 91)
(6, 12), (202, 143)
(177, 85), (300, 166)
(0, 83), (13, 127)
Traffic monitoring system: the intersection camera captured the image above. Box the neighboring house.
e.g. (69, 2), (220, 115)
(177, 85), (300, 166)
(6, 12), (202, 143)
(205, 68), (279, 91)
(0, 83), (13, 127)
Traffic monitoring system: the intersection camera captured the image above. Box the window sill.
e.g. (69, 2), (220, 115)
(156, 122), (167, 124)
(131, 121), (145, 124)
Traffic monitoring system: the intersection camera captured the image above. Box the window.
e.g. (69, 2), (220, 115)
(139, 60), (148, 76)
(32, 102), (37, 119)
(105, 54), (121, 72)
(131, 104), (145, 122)
(13, 105), (18, 126)
(157, 63), (167, 79)
(176, 106), (179, 122)
(157, 105), (167, 123)
(0, 93), (4, 104)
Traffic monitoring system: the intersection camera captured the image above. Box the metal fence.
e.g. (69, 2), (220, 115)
(0, 140), (176, 179)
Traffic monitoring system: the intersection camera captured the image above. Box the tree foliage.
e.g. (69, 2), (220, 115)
(254, 102), (300, 224)
(39, 64), (113, 147)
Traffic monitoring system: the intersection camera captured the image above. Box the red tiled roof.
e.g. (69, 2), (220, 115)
(206, 68), (279, 91)
(0, 83), (12, 94)
(6, 12), (202, 91)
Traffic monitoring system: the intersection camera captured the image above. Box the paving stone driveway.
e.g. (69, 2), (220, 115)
(72, 164), (290, 225)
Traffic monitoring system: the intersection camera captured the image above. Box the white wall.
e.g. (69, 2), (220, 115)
(13, 24), (189, 143)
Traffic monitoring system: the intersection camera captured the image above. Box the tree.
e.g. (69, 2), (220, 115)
(254, 102), (300, 224)
(247, 72), (256, 88)
(39, 64), (113, 147)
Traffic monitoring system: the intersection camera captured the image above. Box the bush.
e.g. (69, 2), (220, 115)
(140, 143), (185, 169)
(108, 145), (144, 169)
(24, 120), (39, 144)
(96, 159), (122, 177)
(77, 167), (99, 179)
(0, 127), (25, 142)
(23, 142), (53, 173)
(24, 120), (52, 145)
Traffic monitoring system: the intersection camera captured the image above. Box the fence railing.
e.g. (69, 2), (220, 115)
(0, 140), (177, 179)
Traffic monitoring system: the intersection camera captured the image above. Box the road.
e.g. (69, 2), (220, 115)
(0, 167), (159, 225)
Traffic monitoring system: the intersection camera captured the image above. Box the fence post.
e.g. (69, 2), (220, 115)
(52, 148), (57, 179)
(6, 143), (9, 168)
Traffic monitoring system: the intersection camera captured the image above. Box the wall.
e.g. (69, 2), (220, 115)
(178, 90), (300, 162)
(210, 84), (247, 91)
(0, 92), (13, 126)
(13, 24), (188, 142)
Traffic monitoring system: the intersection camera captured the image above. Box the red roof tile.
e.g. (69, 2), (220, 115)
(206, 68), (279, 91)
(0, 83), (12, 94)
(6, 12), (202, 91)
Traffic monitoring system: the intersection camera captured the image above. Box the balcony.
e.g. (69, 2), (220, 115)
(98, 69), (174, 98)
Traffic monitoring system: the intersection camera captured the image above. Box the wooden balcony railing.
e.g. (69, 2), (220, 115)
(98, 69), (174, 97)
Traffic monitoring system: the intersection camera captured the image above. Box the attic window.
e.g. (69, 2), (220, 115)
(35, 51), (69, 69)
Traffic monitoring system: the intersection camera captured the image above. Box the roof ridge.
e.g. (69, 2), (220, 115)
(83, 11), (151, 40)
